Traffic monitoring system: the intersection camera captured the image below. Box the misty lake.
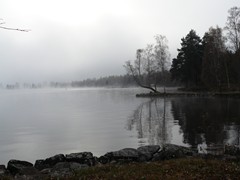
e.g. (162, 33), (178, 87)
(0, 88), (240, 164)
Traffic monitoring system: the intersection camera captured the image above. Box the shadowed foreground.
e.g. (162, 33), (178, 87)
(2, 144), (240, 179)
(76, 158), (240, 180)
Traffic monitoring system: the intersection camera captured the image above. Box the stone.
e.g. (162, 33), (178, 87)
(7, 160), (39, 176)
(34, 154), (66, 170)
(137, 145), (160, 155)
(98, 155), (110, 164)
(100, 148), (140, 163)
(113, 148), (138, 158)
(152, 144), (196, 161)
(34, 159), (48, 170)
(44, 154), (66, 166)
(40, 168), (52, 174)
(53, 162), (88, 170)
(66, 152), (96, 166)
(50, 162), (88, 178)
(224, 145), (240, 156)
(137, 145), (161, 161)
(0, 165), (8, 176)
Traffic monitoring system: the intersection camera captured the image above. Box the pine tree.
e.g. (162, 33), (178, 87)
(170, 30), (203, 87)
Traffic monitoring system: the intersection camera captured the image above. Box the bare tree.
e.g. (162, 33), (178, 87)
(154, 35), (170, 93)
(124, 35), (170, 93)
(225, 7), (240, 52)
(0, 19), (29, 32)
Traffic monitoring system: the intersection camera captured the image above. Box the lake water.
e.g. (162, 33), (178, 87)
(0, 88), (240, 164)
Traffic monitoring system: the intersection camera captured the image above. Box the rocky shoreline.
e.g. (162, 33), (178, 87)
(1, 144), (240, 179)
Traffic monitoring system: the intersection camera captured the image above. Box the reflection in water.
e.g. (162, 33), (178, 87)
(127, 97), (240, 154)
(126, 98), (174, 146)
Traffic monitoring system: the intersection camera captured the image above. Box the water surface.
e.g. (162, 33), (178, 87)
(0, 88), (239, 164)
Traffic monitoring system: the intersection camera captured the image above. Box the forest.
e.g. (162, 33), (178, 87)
(125, 6), (240, 92)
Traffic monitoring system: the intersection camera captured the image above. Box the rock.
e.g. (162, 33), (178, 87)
(34, 159), (48, 170)
(99, 148), (141, 164)
(112, 148), (139, 159)
(40, 168), (52, 174)
(7, 160), (39, 176)
(98, 155), (110, 164)
(99, 146), (162, 164)
(0, 165), (8, 176)
(53, 162), (88, 171)
(137, 145), (160, 155)
(50, 162), (88, 178)
(152, 144), (196, 161)
(137, 145), (161, 161)
(44, 154), (66, 166)
(224, 145), (240, 156)
(34, 154), (66, 170)
(66, 152), (96, 166)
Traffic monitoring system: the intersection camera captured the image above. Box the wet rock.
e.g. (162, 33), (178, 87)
(152, 144), (196, 161)
(7, 160), (38, 176)
(66, 152), (96, 166)
(224, 145), (240, 156)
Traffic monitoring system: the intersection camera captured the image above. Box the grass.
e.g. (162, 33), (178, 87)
(74, 158), (240, 180)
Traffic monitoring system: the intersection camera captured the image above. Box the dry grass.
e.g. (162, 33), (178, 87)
(74, 158), (240, 180)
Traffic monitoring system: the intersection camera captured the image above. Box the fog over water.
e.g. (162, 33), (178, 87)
(0, 0), (238, 83)
(0, 88), (240, 165)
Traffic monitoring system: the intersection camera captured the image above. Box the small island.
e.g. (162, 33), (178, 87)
(124, 7), (240, 97)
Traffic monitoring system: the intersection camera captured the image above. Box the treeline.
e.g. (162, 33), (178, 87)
(72, 72), (174, 88)
(71, 75), (135, 87)
(170, 7), (240, 91)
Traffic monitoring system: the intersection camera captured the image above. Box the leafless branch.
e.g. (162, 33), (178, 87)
(0, 19), (30, 32)
(0, 26), (30, 32)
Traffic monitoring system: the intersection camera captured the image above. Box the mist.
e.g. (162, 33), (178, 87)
(0, 0), (238, 83)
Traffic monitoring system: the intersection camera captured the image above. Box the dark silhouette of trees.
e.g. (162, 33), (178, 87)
(71, 75), (136, 87)
(170, 30), (203, 87)
(170, 7), (240, 90)
(124, 35), (170, 93)
(201, 27), (230, 89)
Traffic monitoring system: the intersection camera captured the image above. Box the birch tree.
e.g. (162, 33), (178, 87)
(124, 35), (170, 93)
(225, 7), (240, 52)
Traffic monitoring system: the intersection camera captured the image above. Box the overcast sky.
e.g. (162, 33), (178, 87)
(0, 0), (238, 83)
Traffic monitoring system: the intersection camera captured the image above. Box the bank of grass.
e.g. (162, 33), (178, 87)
(75, 158), (240, 180)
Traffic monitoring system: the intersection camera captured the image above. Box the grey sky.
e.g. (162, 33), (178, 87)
(0, 0), (238, 83)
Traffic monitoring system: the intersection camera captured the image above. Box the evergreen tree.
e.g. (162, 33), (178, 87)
(170, 30), (203, 87)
